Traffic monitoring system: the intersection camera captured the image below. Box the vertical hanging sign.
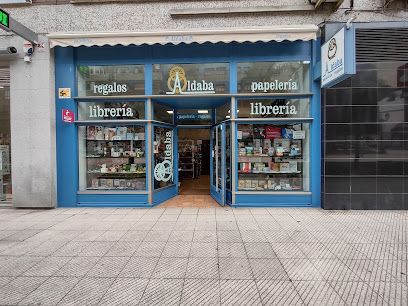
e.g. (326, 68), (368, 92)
(321, 25), (356, 88)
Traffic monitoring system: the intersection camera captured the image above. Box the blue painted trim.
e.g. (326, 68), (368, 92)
(55, 47), (77, 208)
(78, 194), (148, 206)
(234, 194), (312, 206)
(153, 185), (178, 205)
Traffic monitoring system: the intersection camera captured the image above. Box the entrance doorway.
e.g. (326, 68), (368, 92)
(178, 128), (211, 196)
(160, 127), (220, 208)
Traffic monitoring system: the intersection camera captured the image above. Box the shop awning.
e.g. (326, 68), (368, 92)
(47, 25), (319, 48)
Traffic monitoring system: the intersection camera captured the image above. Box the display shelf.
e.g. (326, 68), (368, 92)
(237, 123), (305, 192)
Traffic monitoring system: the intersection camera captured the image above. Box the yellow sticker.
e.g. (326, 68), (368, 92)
(58, 88), (71, 99)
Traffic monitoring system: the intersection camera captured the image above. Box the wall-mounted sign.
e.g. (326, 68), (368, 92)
(154, 130), (173, 182)
(78, 102), (145, 121)
(238, 61), (310, 94)
(321, 26), (356, 88)
(250, 102), (297, 116)
(62, 109), (74, 123)
(77, 65), (145, 97)
(177, 113), (212, 121)
(58, 88), (71, 99)
(153, 63), (229, 95)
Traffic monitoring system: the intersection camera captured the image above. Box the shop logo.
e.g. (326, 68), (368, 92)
(327, 37), (337, 60)
(250, 102), (297, 116)
(93, 82), (128, 96)
(166, 66), (215, 95)
(154, 131), (173, 182)
(251, 80), (298, 93)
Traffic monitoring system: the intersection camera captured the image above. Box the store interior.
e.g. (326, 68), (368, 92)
(178, 128), (211, 195)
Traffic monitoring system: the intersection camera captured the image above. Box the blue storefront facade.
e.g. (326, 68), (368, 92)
(54, 28), (322, 208)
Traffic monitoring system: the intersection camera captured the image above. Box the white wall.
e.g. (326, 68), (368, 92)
(9, 35), (55, 208)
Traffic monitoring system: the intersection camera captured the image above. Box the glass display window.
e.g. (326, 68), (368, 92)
(153, 102), (174, 124)
(77, 65), (145, 97)
(78, 125), (146, 191)
(153, 63), (229, 95)
(154, 126), (175, 189)
(237, 61), (310, 94)
(237, 123), (310, 192)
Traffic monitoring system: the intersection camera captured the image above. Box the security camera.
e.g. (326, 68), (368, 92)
(0, 47), (17, 55)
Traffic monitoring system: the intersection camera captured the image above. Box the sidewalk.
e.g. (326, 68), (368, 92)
(0, 207), (406, 305)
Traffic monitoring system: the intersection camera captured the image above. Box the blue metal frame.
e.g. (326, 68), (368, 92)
(210, 123), (226, 206)
(55, 40), (321, 207)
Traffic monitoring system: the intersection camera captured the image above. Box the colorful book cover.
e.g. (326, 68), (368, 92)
(116, 127), (127, 140)
(87, 126), (96, 140)
(95, 126), (104, 140)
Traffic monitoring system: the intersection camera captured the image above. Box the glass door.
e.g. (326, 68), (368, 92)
(210, 123), (226, 206)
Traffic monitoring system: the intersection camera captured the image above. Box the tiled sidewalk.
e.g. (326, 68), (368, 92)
(0, 207), (406, 305)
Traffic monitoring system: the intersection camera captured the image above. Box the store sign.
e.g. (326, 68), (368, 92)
(250, 102), (297, 116)
(154, 131), (173, 182)
(88, 105), (134, 118)
(166, 66), (215, 95)
(250, 80), (298, 93)
(321, 26), (356, 88)
(92, 82), (128, 96)
(177, 113), (212, 121)
(62, 109), (74, 123)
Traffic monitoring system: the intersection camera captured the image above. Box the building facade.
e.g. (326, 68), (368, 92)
(0, 0), (406, 209)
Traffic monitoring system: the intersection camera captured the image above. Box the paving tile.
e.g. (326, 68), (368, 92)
(71, 230), (105, 241)
(271, 243), (306, 258)
(257, 280), (304, 306)
(219, 258), (253, 280)
(162, 242), (191, 257)
(0, 276), (12, 288)
(87, 256), (129, 278)
(53, 256), (99, 277)
(152, 257), (188, 279)
(293, 280), (347, 306)
(193, 230), (217, 242)
(95, 230), (127, 241)
(0, 276), (47, 305)
(216, 221), (238, 231)
(105, 241), (140, 257)
(180, 279), (220, 306)
(120, 230), (149, 241)
(263, 231), (292, 243)
(19, 276), (79, 306)
(132, 240), (165, 257)
(280, 258), (324, 281)
(23, 256), (68, 276)
(368, 281), (408, 306)
(139, 278), (184, 306)
(185, 257), (219, 279)
(144, 230), (171, 242)
(98, 278), (149, 306)
(330, 280), (385, 306)
(0, 256), (43, 276)
(249, 258), (289, 280)
(52, 241), (90, 257)
(244, 242), (277, 258)
(311, 259), (361, 281)
(77, 242), (114, 257)
(220, 279), (262, 306)
(58, 277), (115, 306)
(240, 230), (266, 242)
(168, 230), (194, 242)
(119, 256), (159, 278)
(190, 242), (217, 257)
(217, 231), (242, 243)
(218, 242), (247, 258)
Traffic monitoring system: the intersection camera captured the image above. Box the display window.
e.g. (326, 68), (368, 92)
(154, 126), (175, 189)
(237, 123), (310, 192)
(153, 102), (174, 124)
(78, 125), (146, 191)
(77, 65), (145, 97)
(237, 61), (310, 94)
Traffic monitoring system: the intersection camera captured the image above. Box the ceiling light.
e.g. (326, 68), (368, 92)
(197, 110), (208, 114)
(167, 110), (174, 114)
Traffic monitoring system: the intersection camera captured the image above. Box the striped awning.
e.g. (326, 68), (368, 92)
(47, 25), (319, 48)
